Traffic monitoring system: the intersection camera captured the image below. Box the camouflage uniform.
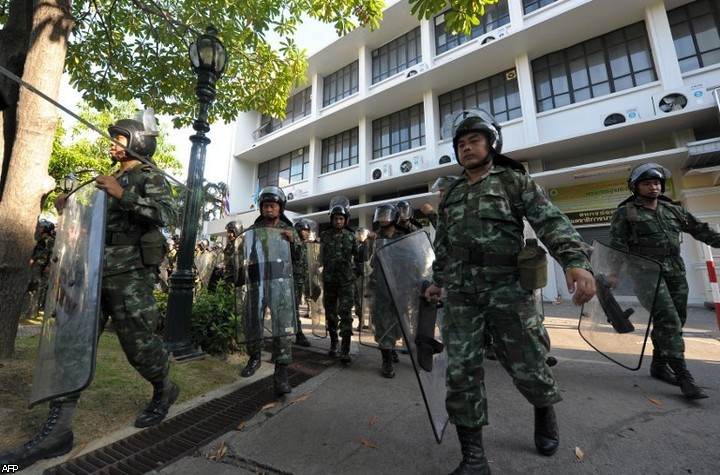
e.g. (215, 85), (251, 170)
(293, 239), (309, 320)
(25, 232), (55, 315)
(371, 227), (407, 349)
(432, 164), (591, 429)
(242, 217), (301, 365)
(319, 227), (359, 338)
(99, 163), (177, 386)
(223, 237), (239, 283)
(610, 197), (720, 359)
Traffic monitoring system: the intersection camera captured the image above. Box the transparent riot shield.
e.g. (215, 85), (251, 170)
(307, 240), (326, 338)
(578, 241), (662, 370)
(354, 239), (374, 334)
(375, 231), (449, 443)
(358, 239), (388, 349)
(195, 250), (214, 290)
(236, 227), (297, 344)
(29, 186), (106, 407)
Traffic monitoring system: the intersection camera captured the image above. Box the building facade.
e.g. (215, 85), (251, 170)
(215, 0), (720, 305)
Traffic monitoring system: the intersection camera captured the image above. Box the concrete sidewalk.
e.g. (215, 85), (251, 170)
(155, 303), (720, 475)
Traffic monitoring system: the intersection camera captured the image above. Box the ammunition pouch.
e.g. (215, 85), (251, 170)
(139, 229), (168, 267)
(516, 239), (548, 291)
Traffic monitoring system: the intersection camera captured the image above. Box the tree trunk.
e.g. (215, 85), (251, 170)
(0, 0), (73, 359)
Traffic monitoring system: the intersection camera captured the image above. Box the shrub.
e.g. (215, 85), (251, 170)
(190, 280), (241, 355)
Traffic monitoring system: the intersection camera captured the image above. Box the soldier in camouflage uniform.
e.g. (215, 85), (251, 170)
(223, 221), (241, 284)
(424, 110), (595, 473)
(354, 227), (371, 331)
(610, 163), (718, 400)
(1, 117), (179, 471)
(239, 186), (301, 397)
(319, 200), (360, 363)
(24, 220), (56, 317)
(369, 204), (408, 378)
(292, 219), (312, 347)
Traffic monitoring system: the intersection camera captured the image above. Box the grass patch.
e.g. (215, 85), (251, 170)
(0, 331), (245, 451)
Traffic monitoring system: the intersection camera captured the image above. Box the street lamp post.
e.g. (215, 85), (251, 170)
(164, 26), (227, 360)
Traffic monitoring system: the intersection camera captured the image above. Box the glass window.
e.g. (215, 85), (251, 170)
(438, 69), (522, 123)
(434, 3), (510, 55)
(258, 146), (310, 189)
(372, 28), (422, 83)
(258, 88), (312, 137)
(372, 104), (425, 159)
(323, 61), (359, 107)
(321, 128), (359, 174)
(670, 0), (720, 72)
(523, 0), (558, 15)
(532, 21), (657, 112)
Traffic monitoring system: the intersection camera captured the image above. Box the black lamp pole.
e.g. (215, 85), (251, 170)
(164, 26), (227, 360)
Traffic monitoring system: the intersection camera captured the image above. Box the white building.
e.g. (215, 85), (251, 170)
(213, 0), (720, 305)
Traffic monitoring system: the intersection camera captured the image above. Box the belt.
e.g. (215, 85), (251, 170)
(247, 262), (288, 283)
(449, 247), (517, 266)
(105, 232), (142, 246)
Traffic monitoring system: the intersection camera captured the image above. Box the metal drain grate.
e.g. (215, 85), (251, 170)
(44, 347), (337, 475)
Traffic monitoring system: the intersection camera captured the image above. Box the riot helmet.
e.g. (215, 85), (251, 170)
(258, 185), (287, 212)
(373, 204), (399, 227)
(225, 220), (241, 238)
(328, 195), (350, 220)
(294, 218), (312, 233)
(396, 200), (413, 220)
(628, 163), (670, 194)
(445, 109), (502, 164)
(107, 118), (158, 159)
(38, 219), (55, 234)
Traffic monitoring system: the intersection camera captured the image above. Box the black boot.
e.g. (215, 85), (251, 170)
(135, 376), (180, 428)
(534, 405), (559, 456)
(295, 331), (311, 347)
(391, 349), (400, 363)
(339, 335), (352, 363)
(451, 426), (490, 475)
(667, 357), (708, 400)
(0, 400), (75, 470)
(650, 350), (678, 386)
(380, 349), (395, 378)
(328, 331), (338, 357)
(274, 363), (292, 396)
(241, 353), (262, 377)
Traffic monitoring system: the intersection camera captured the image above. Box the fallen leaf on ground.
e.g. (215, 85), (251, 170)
(209, 441), (228, 461)
(575, 446), (585, 462)
(261, 402), (277, 412)
(646, 396), (664, 406)
(361, 439), (376, 449)
(236, 421), (246, 431)
(369, 414), (378, 427)
(293, 394), (309, 403)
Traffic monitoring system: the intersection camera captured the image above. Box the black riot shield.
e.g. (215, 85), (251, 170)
(306, 240), (326, 338)
(375, 231), (449, 443)
(237, 227), (297, 343)
(578, 241), (662, 370)
(29, 186), (106, 407)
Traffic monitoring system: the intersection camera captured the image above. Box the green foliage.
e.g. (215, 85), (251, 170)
(190, 281), (240, 355)
(64, 0), (388, 127)
(409, 0), (500, 34)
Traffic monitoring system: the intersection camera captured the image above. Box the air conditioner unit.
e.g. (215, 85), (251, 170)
(477, 25), (509, 47)
(371, 164), (393, 180)
(602, 108), (640, 127)
(652, 84), (708, 114)
(406, 63), (428, 78)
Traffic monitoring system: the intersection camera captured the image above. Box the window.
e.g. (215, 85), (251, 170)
(435, 3), (510, 55)
(669, 0), (720, 72)
(257, 146), (310, 188)
(372, 103), (425, 159)
(372, 27), (422, 84)
(523, 0), (559, 15)
(438, 69), (522, 124)
(259, 88), (312, 136)
(321, 128), (359, 173)
(323, 61), (359, 107)
(532, 22), (657, 112)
